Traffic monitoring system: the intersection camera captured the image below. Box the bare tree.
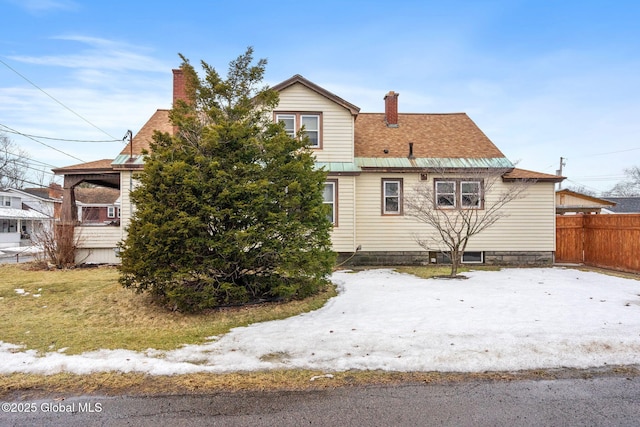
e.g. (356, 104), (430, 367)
(603, 166), (640, 197)
(31, 222), (85, 268)
(405, 167), (534, 277)
(0, 132), (30, 189)
(565, 185), (597, 197)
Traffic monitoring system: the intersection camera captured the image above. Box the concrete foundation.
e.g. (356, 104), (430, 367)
(338, 250), (555, 267)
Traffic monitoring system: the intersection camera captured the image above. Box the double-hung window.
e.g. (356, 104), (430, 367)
(323, 180), (337, 225)
(435, 179), (483, 209)
(275, 112), (322, 148)
(382, 179), (403, 215)
(107, 206), (116, 218)
(300, 115), (319, 147)
(461, 181), (481, 208)
(435, 181), (456, 208)
(276, 114), (296, 138)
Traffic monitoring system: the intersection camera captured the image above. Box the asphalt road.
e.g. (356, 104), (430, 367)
(3, 375), (640, 426)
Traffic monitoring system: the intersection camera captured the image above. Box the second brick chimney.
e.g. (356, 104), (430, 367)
(384, 91), (399, 127)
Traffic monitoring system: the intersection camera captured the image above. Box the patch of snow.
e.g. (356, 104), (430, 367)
(1, 268), (640, 375)
(310, 373), (334, 381)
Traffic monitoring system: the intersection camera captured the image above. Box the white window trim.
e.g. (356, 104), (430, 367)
(461, 181), (482, 208)
(275, 113), (296, 138)
(275, 112), (322, 148)
(435, 179), (483, 210)
(462, 251), (484, 264)
(300, 114), (320, 148)
(382, 179), (403, 215)
(107, 206), (116, 218)
(435, 180), (456, 209)
(323, 181), (337, 226)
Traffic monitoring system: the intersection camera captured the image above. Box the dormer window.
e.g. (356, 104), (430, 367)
(275, 112), (322, 148)
(277, 114), (296, 138)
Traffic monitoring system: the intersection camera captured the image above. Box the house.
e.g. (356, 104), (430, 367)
(54, 71), (563, 265)
(8, 183), (63, 219)
(602, 197), (640, 214)
(75, 187), (121, 225)
(0, 188), (52, 249)
(555, 189), (616, 215)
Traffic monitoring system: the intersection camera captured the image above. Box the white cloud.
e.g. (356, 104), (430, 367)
(7, 0), (78, 13)
(9, 35), (170, 73)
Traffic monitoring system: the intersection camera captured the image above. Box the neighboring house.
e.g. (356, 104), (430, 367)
(555, 189), (616, 215)
(0, 188), (52, 249)
(75, 187), (121, 225)
(602, 197), (640, 214)
(54, 71), (563, 265)
(8, 183), (63, 219)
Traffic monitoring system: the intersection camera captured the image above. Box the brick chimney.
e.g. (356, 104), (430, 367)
(384, 91), (399, 127)
(172, 68), (187, 106)
(48, 183), (63, 199)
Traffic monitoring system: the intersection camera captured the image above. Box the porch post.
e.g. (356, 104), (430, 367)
(61, 176), (82, 224)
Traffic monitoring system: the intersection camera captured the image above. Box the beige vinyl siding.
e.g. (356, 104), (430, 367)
(119, 170), (135, 232)
(277, 84), (354, 163)
(464, 181), (556, 251)
(354, 173), (557, 252)
(76, 226), (122, 248)
(556, 192), (612, 208)
(74, 226), (122, 264)
(355, 173), (423, 251)
(76, 248), (119, 264)
(329, 175), (357, 252)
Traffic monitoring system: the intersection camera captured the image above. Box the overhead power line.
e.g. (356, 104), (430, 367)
(568, 146), (640, 160)
(0, 123), (85, 163)
(0, 57), (117, 139)
(0, 146), (59, 169)
(0, 126), (120, 143)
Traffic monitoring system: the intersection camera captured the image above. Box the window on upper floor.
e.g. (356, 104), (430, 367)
(323, 180), (337, 225)
(382, 178), (403, 215)
(107, 206), (116, 218)
(1, 196), (11, 207)
(435, 179), (483, 209)
(275, 112), (322, 148)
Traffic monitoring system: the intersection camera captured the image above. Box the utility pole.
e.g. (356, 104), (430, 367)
(556, 157), (566, 189)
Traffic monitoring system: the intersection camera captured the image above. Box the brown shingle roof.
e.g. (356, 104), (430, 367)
(354, 113), (506, 159)
(121, 109), (173, 156)
(75, 187), (120, 204)
(503, 168), (565, 182)
(52, 159), (115, 174)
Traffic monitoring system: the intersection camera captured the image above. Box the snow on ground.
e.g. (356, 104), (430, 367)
(0, 246), (42, 255)
(2, 267), (640, 375)
(0, 246), (41, 264)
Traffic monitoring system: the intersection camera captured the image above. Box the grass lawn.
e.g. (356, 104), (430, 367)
(0, 263), (336, 355)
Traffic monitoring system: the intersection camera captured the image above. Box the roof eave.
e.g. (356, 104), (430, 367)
(272, 74), (361, 116)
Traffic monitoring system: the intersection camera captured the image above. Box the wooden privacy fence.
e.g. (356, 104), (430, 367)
(556, 214), (640, 273)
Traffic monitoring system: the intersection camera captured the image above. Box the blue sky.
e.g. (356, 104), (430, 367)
(1, 0), (639, 193)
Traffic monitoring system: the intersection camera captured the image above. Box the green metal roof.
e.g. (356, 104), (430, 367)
(355, 157), (514, 169)
(314, 162), (361, 173)
(112, 155), (145, 167)
(111, 156), (514, 172)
